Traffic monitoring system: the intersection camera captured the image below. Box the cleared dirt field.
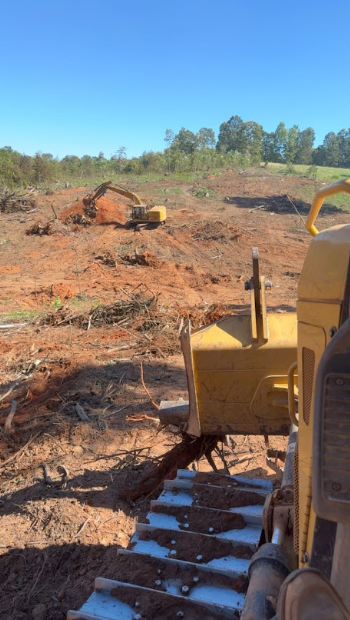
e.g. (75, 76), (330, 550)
(0, 168), (347, 619)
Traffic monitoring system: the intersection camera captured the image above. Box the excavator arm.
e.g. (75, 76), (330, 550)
(83, 181), (143, 208)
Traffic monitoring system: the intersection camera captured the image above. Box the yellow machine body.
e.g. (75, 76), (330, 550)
(182, 178), (350, 582)
(182, 312), (297, 436)
(83, 181), (166, 226)
(131, 204), (166, 224)
(297, 223), (350, 565)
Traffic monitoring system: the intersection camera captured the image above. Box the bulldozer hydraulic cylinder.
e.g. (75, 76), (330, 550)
(240, 543), (291, 620)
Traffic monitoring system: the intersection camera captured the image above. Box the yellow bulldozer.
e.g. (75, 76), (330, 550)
(69, 180), (350, 620)
(83, 181), (167, 229)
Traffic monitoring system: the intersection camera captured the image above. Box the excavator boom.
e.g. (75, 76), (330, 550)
(83, 181), (143, 207)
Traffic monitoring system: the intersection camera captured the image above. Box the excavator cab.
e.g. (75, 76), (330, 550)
(131, 205), (148, 221)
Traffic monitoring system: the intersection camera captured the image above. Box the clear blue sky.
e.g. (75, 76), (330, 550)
(0, 0), (349, 159)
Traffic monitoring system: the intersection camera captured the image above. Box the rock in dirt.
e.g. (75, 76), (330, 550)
(32, 603), (47, 620)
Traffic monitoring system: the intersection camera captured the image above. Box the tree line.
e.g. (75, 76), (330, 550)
(1, 116), (350, 187)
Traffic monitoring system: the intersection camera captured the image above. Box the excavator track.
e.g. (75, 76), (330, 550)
(68, 469), (272, 620)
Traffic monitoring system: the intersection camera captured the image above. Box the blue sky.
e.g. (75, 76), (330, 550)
(0, 0), (349, 159)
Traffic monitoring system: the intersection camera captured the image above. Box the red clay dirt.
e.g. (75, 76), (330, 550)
(0, 169), (348, 619)
(60, 195), (127, 225)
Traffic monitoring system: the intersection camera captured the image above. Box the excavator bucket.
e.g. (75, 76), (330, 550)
(179, 249), (297, 437)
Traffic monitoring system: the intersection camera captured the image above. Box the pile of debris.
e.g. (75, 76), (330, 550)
(190, 220), (242, 243)
(43, 288), (159, 330)
(41, 289), (235, 357)
(0, 187), (37, 213)
(66, 213), (92, 227)
(94, 251), (117, 267)
(26, 221), (54, 236)
(121, 249), (161, 268)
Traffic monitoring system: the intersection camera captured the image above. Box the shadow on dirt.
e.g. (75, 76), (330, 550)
(0, 541), (124, 620)
(0, 358), (187, 436)
(224, 194), (344, 215)
(0, 465), (139, 515)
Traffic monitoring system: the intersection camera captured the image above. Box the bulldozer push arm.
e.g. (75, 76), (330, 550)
(69, 181), (350, 620)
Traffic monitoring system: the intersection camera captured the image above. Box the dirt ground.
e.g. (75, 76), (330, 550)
(0, 168), (347, 619)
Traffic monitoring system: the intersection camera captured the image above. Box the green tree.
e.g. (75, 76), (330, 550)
(34, 153), (54, 183)
(244, 121), (263, 164)
(173, 127), (198, 154)
(285, 125), (299, 163)
(313, 132), (339, 167)
(216, 115), (246, 153)
(337, 129), (350, 167)
(164, 129), (175, 148)
(295, 127), (315, 164)
(262, 131), (276, 162)
(197, 127), (215, 149)
(274, 122), (288, 162)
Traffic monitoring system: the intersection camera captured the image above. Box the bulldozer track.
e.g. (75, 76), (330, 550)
(68, 470), (272, 620)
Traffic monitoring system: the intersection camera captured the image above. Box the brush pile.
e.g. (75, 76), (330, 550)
(26, 221), (54, 236)
(190, 220), (242, 243)
(0, 187), (37, 213)
(41, 287), (235, 357)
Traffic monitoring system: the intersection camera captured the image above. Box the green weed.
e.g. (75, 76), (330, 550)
(51, 295), (62, 308)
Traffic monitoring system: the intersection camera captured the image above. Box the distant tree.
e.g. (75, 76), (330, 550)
(216, 115), (246, 153)
(164, 129), (175, 148)
(116, 146), (127, 159)
(173, 127), (198, 154)
(19, 154), (33, 184)
(337, 129), (350, 167)
(111, 146), (128, 174)
(313, 132), (340, 167)
(197, 127), (215, 149)
(34, 152), (54, 183)
(138, 151), (166, 173)
(79, 155), (94, 178)
(244, 121), (263, 164)
(61, 155), (81, 178)
(262, 131), (276, 162)
(274, 122), (288, 162)
(285, 125), (299, 163)
(295, 127), (315, 164)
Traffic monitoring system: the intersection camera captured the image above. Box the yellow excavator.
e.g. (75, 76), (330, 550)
(83, 181), (167, 229)
(69, 180), (350, 620)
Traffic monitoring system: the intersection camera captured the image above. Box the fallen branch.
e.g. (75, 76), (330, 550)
(0, 380), (21, 402)
(140, 361), (160, 411)
(0, 323), (28, 329)
(286, 194), (306, 226)
(4, 399), (17, 432)
(74, 517), (91, 538)
(0, 432), (41, 469)
(248, 204), (266, 213)
(122, 434), (222, 501)
(126, 414), (159, 422)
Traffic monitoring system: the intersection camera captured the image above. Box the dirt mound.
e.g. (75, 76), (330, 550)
(60, 195), (127, 225)
(30, 282), (77, 306)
